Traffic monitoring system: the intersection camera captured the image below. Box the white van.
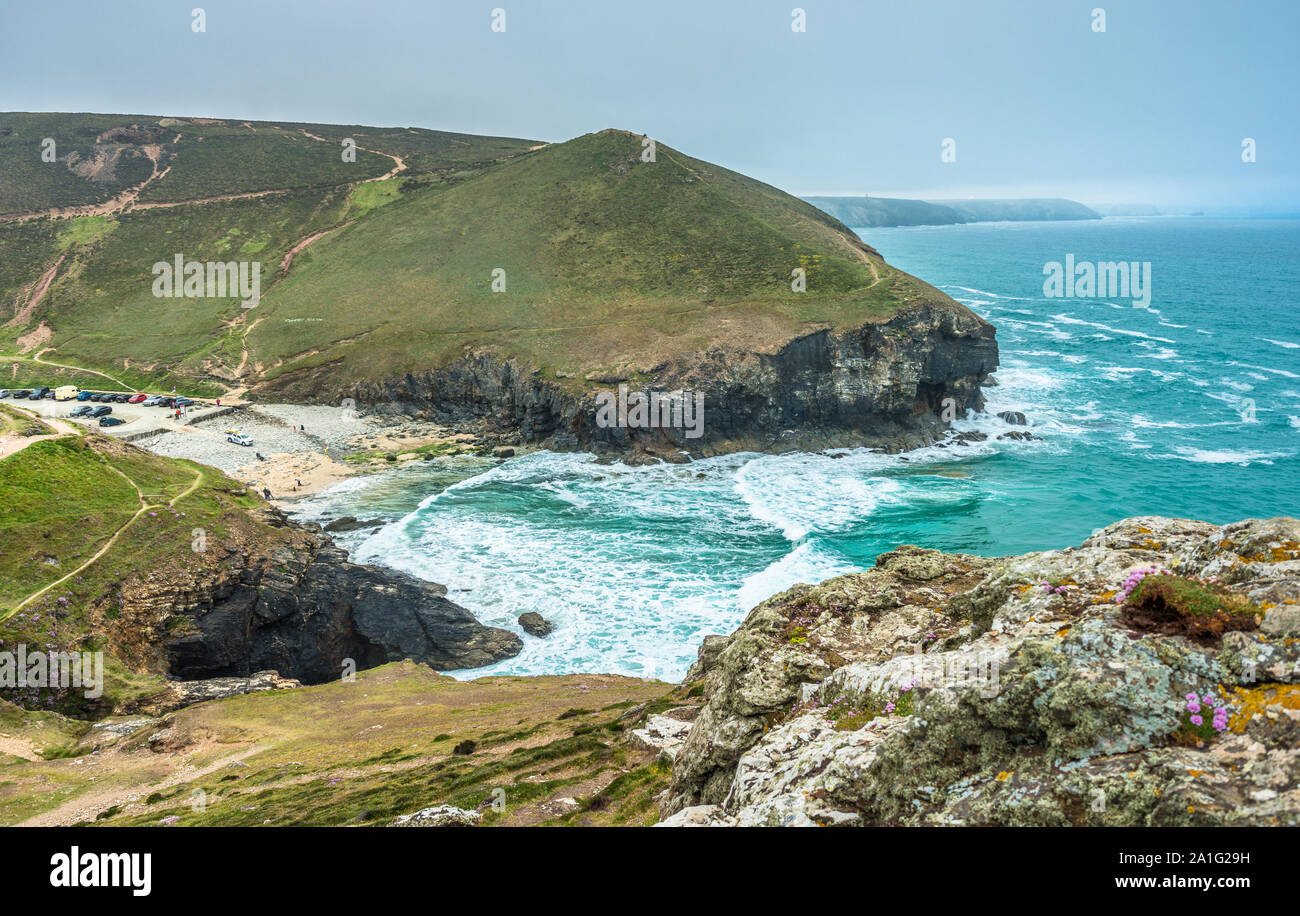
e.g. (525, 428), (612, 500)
(54, 385), (80, 401)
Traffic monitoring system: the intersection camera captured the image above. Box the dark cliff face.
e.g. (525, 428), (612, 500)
(334, 301), (998, 459)
(101, 509), (521, 685)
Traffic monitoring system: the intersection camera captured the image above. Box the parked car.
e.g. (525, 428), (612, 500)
(141, 396), (162, 406)
(158, 397), (177, 409)
(31, 387), (52, 399)
(227, 432), (254, 447)
(127, 393), (147, 403)
(0, 390), (10, 398)
(76, 390), (94, 401)
(175, 397), (196, 407)
(12, 390), (30, 399)
(69, 405), (92, 417)
(89, 405), (112, 418)
(98, 416), (126, 427)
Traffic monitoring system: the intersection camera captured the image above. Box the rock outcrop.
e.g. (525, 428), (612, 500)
(390, 805), (481, 827)
(660, 516), (1300, 826)
(342, 301), (997, 459)
(518, 612), (554, 637)
(97, 506), (521, 685)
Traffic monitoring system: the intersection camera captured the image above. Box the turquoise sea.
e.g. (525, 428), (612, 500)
(294, 218), (1300, 681)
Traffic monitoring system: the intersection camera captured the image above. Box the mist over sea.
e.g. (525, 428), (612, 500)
(292, 217), (1300, 681)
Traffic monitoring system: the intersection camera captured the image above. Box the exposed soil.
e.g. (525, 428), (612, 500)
(1121, 594), (1260, 644)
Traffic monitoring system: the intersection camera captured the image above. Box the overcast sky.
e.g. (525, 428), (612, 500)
(2, 0), (1296, 211)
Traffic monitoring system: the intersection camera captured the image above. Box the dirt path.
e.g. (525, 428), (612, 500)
(298, 129), (407, 182)
(0, 736), (40, 762)
(279, 223), (350, 273)
(3, 461), (203, 616)
(4, 462), (149, 617)
(0, 146), (171, 224)
(0, 411), (78, 461)
(0, 351), (136, 390)
(12, 253), (67, 326)
(17, 742), (268, 827)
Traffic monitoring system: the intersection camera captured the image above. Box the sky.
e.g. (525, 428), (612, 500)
(1, 0), (1296, 212)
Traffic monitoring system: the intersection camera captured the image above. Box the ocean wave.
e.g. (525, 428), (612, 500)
(1050, 313), (1176, 343)
(1167, 447), (1288, 466)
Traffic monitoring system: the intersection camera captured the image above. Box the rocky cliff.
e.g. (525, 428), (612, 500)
(95, 505), (521, 685)
(341, 301), (997, 460)
(660, 516), (1300, 826)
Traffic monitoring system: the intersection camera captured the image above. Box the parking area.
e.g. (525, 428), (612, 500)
(0, 387), (236, 439)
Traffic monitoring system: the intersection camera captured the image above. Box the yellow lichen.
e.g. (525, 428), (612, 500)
(1227, 684), (1300, 733)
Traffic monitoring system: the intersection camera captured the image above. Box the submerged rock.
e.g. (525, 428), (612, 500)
(323, 516), (386, 533)
(660, 516), (1300, 826)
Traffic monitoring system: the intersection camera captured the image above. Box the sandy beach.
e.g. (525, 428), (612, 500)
(132, 403), (485, 503)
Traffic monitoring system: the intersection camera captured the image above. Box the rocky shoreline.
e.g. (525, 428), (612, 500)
(101, 503), (521, 690)
(657, 515), (1300, 826)
(258, 300), (999, 463)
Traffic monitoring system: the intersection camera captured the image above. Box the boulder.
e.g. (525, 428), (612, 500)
(390, 805), (480, 827)
(630, 714), (694, 762)
(518, 612), (555, 637)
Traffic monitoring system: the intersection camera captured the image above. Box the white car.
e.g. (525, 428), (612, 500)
(227, 433), (254, 447)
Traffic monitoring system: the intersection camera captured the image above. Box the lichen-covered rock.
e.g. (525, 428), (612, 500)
(390, 804), (481, 827)
(630, 714), (694, 762)
(660, 516), (1300, 826)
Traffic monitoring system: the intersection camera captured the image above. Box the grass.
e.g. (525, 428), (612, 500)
(0, 112), (539, 387)
(250, 129), (947, 397)
(1122, 574), (1261, 643)
(0, 431), (276, 714)
(0, 662), (682, 827)
(4, 118), (960, 401)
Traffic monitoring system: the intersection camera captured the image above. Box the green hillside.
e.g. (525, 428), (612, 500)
(0, 112), (539, 392)
(0, 428), (280, 715)
(1, 118), (957, 399)
(248, 129), (948, 393)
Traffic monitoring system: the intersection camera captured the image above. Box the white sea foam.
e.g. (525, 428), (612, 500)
(737, 542), (852, 613)
(1050, 313), (1177, 343)
(1168, 447), (1287, 466)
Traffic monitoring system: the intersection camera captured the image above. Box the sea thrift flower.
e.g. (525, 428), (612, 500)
(1190, 715), (1203, 726)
